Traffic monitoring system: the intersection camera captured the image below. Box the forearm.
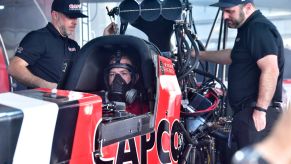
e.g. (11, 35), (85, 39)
(9, 65), (56, 89)
(196, 49), (232, 64)
(256, 69), (279, 109)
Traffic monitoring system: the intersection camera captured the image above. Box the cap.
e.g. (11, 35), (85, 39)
(210, 0), (254, 8)
(51, 0), (88, 18)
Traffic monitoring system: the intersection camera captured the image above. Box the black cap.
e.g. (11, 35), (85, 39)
(210, 0), (254, 8)
(51, 0), (88, 18)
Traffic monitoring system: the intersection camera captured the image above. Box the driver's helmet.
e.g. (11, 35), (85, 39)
(104, 51), (138, 104)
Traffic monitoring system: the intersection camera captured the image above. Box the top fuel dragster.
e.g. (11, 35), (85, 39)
(0, 0), (233, 163)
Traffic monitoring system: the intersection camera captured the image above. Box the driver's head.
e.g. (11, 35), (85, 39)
(108, 55), (137, 85)
(104, 52), (139, 103)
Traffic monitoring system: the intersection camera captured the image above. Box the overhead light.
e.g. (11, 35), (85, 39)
(0, 5), (4, 10)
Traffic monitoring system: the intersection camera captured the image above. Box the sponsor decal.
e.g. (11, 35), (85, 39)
(69, 4), (81, 11)
(62, 62), (68, 72)
(68, 47), (77, 52)
(160, 61), (165, 75)
(160, 60), (175, 75)
(16, 47), (23, 54)
(96, 120), (181, 164)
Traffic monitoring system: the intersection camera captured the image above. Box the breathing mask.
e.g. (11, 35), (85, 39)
(105, 53), (138, 104)
(107, 74), (137, 104)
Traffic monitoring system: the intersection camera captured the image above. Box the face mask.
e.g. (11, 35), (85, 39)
(108, 74), (137, 104)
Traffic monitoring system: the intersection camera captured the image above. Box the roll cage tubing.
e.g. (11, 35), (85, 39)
(106, 0), (230, 120)
(174, 7), (229, 163)
(170, 1), (228, 112)
(107, 1), (230, 163)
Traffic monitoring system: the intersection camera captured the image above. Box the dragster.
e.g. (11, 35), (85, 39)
(0, 0), (233, 163)
(0, 34), (228, 164)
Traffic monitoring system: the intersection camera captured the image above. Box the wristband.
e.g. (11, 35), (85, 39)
(254, 106), (267, 113)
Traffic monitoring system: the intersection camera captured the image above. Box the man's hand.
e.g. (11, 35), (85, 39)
(103, 22), (118, 36)
(252, 109), (267, 131)
(40, 81), (57, 89)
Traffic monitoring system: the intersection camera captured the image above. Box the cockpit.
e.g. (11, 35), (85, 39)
(61, 35), (158, 146)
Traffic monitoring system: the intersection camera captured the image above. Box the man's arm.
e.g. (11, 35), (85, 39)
(192, 49), (232, 65)
(253, 55), (279, 131)
(8, 56), (57, 89)
(233, 105), (291, 164)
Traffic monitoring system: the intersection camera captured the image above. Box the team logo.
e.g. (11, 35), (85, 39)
(235, 37), (240, 42)
(69, 4), (81, 11)
(68, 47), (77, 52)
(16, 47), (23, 54)
(62, 62), (68, 72)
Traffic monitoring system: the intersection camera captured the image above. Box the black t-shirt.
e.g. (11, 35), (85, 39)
(228, 10), (285, 107)
(15, 23), (80, 87)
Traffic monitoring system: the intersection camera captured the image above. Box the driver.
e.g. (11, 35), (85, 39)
(104, 52), (149, 115)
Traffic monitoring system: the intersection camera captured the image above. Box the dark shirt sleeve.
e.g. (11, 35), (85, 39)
(249, 23), (279, 61)
(15, 31), (45, 65)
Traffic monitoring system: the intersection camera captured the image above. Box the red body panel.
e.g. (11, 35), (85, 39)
(70, 94), (102, 163)
(36, 88), (103, 163)
(0, 47), (10, 93)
